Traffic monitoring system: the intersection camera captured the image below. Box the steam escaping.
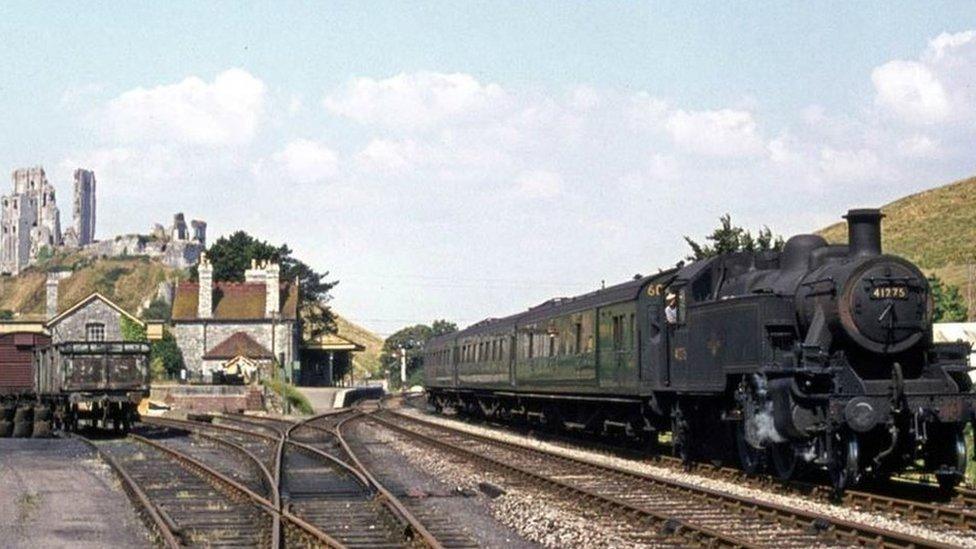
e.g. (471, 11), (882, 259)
(740, 374), (786, 449)
(745, 399), (785, 449)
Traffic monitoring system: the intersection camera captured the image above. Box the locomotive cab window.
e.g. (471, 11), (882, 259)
(85, 323), (106, 342)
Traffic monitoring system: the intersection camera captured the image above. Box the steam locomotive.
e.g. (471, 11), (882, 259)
(423, 209), (974, 491)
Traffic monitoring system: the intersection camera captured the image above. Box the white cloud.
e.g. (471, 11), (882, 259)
(356, 139), (430, 174)
(767, 134), (800, 164)
(62, 146), (176, 184)
(515, 170), (562, 198)
(925, 30), (976, 61)
(105, 68), (267, 146)
(268, 139), (340, 184)
(819, 147), (880, 181)
(665, 109), (763, 157)
(897, 134), (941, 158)
(323, 71), (508, 131)
(871, 60), (948, 124)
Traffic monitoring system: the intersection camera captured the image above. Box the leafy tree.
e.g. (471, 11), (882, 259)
(929, 276), (968, 322)
(684, 214), (784, 260)
(0, 310), (13, 320)
(142, 298), (171, 321)
(193, 231), (338, 338)
(382, 320), (458, 384)
(432, 319), (459, 337)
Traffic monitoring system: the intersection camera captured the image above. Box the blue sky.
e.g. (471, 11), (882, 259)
(1, 3), (975, 334)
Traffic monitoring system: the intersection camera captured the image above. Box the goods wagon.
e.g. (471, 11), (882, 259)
(0, 333), (50, 397)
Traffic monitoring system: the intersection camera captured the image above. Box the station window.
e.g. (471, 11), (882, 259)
(85, 323), (106, 342)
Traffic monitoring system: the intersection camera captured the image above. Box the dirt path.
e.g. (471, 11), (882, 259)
(0, 438), (150, 548)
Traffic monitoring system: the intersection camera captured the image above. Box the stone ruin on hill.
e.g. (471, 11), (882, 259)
(0, 165), (207, 274)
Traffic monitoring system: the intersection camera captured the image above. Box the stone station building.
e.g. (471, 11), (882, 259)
(171, 255), (300, 382)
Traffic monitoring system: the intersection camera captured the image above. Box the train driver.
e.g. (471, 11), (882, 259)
(665, 292), (679, 324)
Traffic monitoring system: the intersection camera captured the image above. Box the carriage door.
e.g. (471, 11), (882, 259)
(642, 300), (670, 388)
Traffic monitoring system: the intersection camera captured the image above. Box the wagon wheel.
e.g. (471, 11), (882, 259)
(735, 422), (764, 475)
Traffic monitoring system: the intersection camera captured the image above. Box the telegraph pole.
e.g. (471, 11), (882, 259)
(399, 345), (407, 389)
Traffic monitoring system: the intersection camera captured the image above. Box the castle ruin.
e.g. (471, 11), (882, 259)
(1, 167), (66, 274)
(0, 165), (208, 274)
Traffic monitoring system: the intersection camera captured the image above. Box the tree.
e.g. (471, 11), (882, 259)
(142, 298), (172, 321)
(193, 231), (338, 338)
(684, 214), (785, 260)
(381, 320), (458, 384)
(929, 276), (968, 322)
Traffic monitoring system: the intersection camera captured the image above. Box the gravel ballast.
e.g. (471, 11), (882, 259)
(369, 419), (661, 547)
(395, 405), (976, 548)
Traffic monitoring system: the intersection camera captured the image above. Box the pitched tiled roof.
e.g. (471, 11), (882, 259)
(171, 281), (299, 321)
(203, 332), (274, 360)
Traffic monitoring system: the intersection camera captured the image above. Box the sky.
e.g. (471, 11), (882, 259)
(1, 3), (975, 336)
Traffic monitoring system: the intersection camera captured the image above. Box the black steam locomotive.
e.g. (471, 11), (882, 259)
(424, 209), (974, 491)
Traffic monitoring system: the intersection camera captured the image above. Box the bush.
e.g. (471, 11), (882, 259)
(149, 357), (167, 381)
(262, 377), (313, 415)
(120, 316), (147, 342)
(151, 331), (184, 377)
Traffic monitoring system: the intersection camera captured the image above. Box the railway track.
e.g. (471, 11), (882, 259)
(401, 392), (976, 535)
(138, 410), (450, 547)
(372, 403), (958, 548)
(78, 427), (336, 548)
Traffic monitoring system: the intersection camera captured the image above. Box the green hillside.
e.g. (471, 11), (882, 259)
(819, 175), (976, 309)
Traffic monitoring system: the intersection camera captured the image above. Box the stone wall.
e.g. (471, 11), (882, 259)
(173, 320), (298, 379)
(150, 384), (264, 412)
(49, 298), (126, 343)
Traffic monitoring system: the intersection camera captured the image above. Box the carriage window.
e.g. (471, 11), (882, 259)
(86, 323), (106, 342)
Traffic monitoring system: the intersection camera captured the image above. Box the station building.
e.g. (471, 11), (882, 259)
(170, 255), (300, 382)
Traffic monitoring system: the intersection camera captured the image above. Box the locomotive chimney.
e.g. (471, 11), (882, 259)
(845, 209), (884, 257)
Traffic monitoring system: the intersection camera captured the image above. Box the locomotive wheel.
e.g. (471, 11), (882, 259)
(933, 428), (966, 493)
(671, 409), (691, 462)
(735, 422), (764, 475)
(770, 442), (799, 481)
(829, 435), (860, 493)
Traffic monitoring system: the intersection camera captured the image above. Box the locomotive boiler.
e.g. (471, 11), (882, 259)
(424, 209), (974, 491)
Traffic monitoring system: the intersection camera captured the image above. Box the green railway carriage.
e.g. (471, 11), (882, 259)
(423, 269), (679, 435)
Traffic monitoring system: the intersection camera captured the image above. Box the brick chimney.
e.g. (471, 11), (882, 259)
(265, 261), (280, 318)
(198, 253), (212, 319)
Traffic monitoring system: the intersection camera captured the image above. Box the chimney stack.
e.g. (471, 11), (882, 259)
(244, 259), (266, 284)
(45, 272), (68, 319)
(266, 261), (280, 318)
(198, 253), (213, 319)
(845, 209), (884, 257)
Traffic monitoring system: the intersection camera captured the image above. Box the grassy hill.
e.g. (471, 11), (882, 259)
(0, 255), (182, 319)
(818, 175), (976, 310)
